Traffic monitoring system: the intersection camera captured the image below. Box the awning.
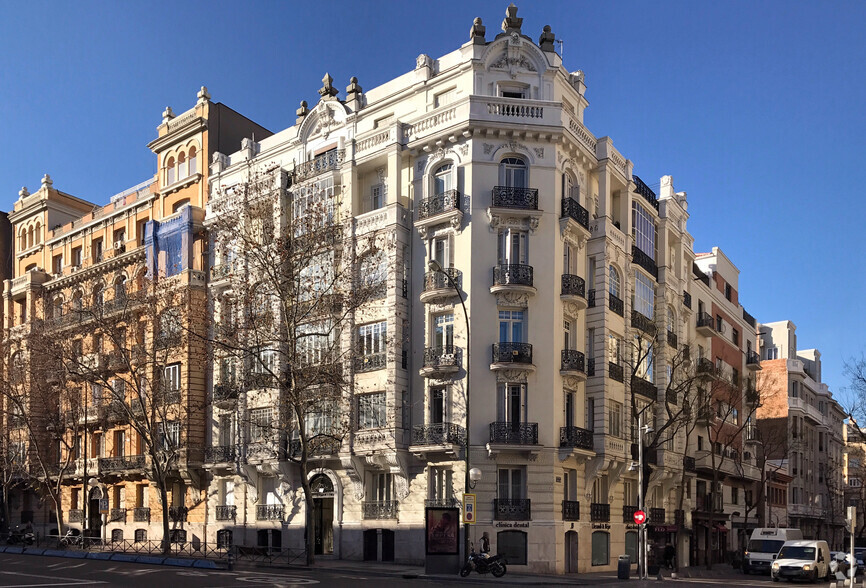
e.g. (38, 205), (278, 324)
(714, 523), (728, 532)
(650, 525), (679, 533)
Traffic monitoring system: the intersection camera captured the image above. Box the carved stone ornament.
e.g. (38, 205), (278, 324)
(314, 103), (336, 138)
(340, 455), (365, 501)
(417, 160), (426, 173)
(563, 301), (584, 318)
(495, 369), (527, 384)
(563, 375), (584, 390)
(483, 143), (495, 155)
(459, 144), (469, 157)
(495, 291), (529, 308)
(533, 147), (544, 159)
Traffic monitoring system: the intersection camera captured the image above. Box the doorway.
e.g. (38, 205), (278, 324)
(310, 474), (334, 555)
(87, 487), (102, 538)
(565, 530), (579, 572)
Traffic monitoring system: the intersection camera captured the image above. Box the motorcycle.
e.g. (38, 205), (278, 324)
(58, 529), (83, 548)
(6, 525), (35, 546)
(459, 545), (507, 577)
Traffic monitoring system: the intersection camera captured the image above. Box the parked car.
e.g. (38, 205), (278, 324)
(744, 528), (804, 574)
(830, 551), (863, 576)
(771, 540), (830, 583)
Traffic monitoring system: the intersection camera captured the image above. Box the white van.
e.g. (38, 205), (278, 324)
(771, 540), (831, 583)
(743, 528), (804, 574)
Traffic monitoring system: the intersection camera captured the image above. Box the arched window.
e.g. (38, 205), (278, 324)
(667, 307), (676, 334)
(114, 276), (127, 302)
(608, 265), (620, 298)
(27, 226), (34, 248)
(188, 146), (197, 176)
(52, 297), (63, 319)
(499, 157), (527, 188)
(34, 222), (41, 244)
(178, 152), (187, 180)
(93, 285), (104, 311)
(172, 198), (190, 213)
(433, 163), (453, 196)
(72, 291), (83, 315)
(19, 230), (26, 250)
(166, 156), (176, 185)
(565, 173), (579, 201)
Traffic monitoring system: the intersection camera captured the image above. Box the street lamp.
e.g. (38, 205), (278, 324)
(427, 259), (471, 561)
(637, 409), (654, 580)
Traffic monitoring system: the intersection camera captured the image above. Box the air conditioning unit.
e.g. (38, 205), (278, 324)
(114, 241), (125, 252)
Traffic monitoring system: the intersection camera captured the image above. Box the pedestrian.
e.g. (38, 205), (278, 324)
(664, 543), (675, 570)
(479, 531), (491, 559)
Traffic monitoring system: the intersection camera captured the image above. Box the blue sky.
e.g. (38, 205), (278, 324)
(1, 1), (864, 398)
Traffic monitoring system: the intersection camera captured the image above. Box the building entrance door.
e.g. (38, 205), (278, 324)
(310, 474), (334, 555)
(87, 487), (102, 538)
(565, 530), (579, 572)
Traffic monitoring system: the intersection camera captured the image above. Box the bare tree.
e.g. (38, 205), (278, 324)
(203, 166), (394, 563)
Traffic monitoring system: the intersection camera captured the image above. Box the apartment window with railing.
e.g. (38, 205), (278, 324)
(429, 468), (454, 504)
(158, 421), (180, 450)
(249, 408), (273, 443)
(292, 177), (335, 236)
(609, 401), (622, 438)
(358, 322), (387, 370)
(497, 383), (526, 426)
(631, 201), (657, 260)
(498, 467), (526, 499)
(163, 363), (181, 393)
(358, 392), (386, 430)
(608, 265), (620, 298)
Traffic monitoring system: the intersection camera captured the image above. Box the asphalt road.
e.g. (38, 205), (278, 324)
(0, 554), (442, 588)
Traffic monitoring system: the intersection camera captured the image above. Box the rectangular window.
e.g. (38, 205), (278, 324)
(52, 254), (63, 274)
(248, 408), (273, 442)
(725, 283), (732, 301)
(731, 487), (738, 505)
(158, 421), (180, 450)
(732, 328), (739, 346)
(358, 321), (387, 357)
(564, 469), (578, 501)
(631, 201), (657, 259)
(497, 383), (526, 424)
(92, 238), (104, 263)
(292, 177), (335, 236)
(72, 246), (82, 267)
(370, 184), (384, 211)
(429, 468), (453, 501)
(609, 401), (622, 438)
(434, 88), (456, 108)
(429, 386), (446, 424)
(433, 314), (454, 349)
(430, 235), (452, 268)
(498, 310), (525, 343)
(633, 271), (655, 318)
(252, 347), (277, 374)
(497, 228), (528, 265)
(697, 436), (703, 451)
(372, 472), (393, 501)
(114, 430), (125, 457)
(608, 334), (622, 364)
(586, 397), (595, 431)
(497, 467), (525, 499)
(766, 347), (778, 360)
(163, 363), (181, 391)
(358, 392), (386, 429)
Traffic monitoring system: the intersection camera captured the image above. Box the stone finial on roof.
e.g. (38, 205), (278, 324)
(346, 76), (362, 98)
(319, 73), (338, 98)
(18, 187), (29, 200)
(296, 100), (310, 125)
(470, 17), (486, 44)
(41, 174), (53, 189)
(197, 86), (211, 104)
(539, 25), (555, 52)
(501, 4), (522, 35)
(162, 106), (175, 123)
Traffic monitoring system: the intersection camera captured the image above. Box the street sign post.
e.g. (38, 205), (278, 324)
(463, 494), (476, 524)
(99, 498), (109, 514)
(633, 510), (647, 525)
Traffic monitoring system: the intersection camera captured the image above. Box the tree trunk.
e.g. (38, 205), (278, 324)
(302, 471), (314, 565)
(159, 481), (170, 555)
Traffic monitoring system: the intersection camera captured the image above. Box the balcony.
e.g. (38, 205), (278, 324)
(560, 349), (586, 380)
(69, 509), (84, 523)
(696, 357), (715, 376)
(204, 445), (236, 464)
(110, 508), (126, 522)
(411, 423), (465, 447)
(560, 426), (594, 451)
(746, 349), (762, 370)
(99, 455), (145, 474)
(631, 376), (658, 402)
(631, 245), (658, 279)
(666, 330), (678, 349)
(210, 263), (231, 281)
(489, 422), (538, 445)
(631, 309), (657, 335)
(560, 274), (587, 309)
(418, 189), (462, 221)
(133, 507), (150, 522)
(491, 264), (535, 295)
(420, 268), (462, 304)
(215, 505), (236, 521)
(425, 498), (461, 509)
(632, 175), (659, 212)
(256, 504), (284, 521)
(623, 505), (638, 523)
(590, 503), (610, 522)
(491, 342), (534, 371)
(288, 436), (342, 459)
(494, 498), (531, 521)
(362, 500), (397, 520)
(213, 380), (240, 408)
(420, 345), (462, 378)
(683, 456), (696, 472)
(169, 506), (188, 522)
(562, 500), (580, 521)
(491, 186), (538, 210)
(649, 508), (665, 524)
(561, 197), (589, 230)
(609, 362), (624, 383)
(354, 353), (386, 373)
(609, 293), (624, 317)
(696, 312), (716, 337)
(295, 149), (344, 182)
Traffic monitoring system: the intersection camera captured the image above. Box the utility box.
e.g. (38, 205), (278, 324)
(618, 554), (631, 579)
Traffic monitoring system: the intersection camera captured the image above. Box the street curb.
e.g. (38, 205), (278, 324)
(135, 555), (166, 565)
(163, 558), (196, 567)
(87, 552), (114, 560)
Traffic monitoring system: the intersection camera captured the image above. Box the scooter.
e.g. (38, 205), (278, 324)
(459, 544), (507, 577)
(6, 525), (35, 546)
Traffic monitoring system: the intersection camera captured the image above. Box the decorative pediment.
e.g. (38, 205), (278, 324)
(495, 369), (527, 383)
(299, 98), (349, 143)
(494, 291), (529, 308)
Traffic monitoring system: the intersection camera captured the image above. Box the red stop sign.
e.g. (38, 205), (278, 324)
(633, 510), (647, 524)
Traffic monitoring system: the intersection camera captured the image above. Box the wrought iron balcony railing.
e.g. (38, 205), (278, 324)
(623, 505), (639, 523)
(69, 509), (84, 523)
(560, 426), (593, 450)
(492, 264), (534, 288)
(590, 502), (610, 522)
(632, 245), (658, 279)
(423, 267), (462, 292)
(362, 500), (397, 520)
(133, 507), (150, 522)
(213, 380), (240, 404)
(99, 455), (145, 473)
(609, 362), (624, 382)
(650, 507), (665, 524)
(215, 505), (236, 521)
(562, 500), (580, 521)
(632, 175), (659, 211)
(561, 198), (589, 229)
(609, 293), (624, 316)
(489, 422), (538, 445)
(204, 445), (236, 464)
(418, 190), (461, 220)
(696, 311), (715, 332)
(561, 349), (585, 373)
(631, 376), (658, 402)
(169, 506), (188, 522)
(683, 291), (692, 309)
(696, 357), (715, 375)
(110, 508), (126, 522)
(494, 498), (531, 521)
(354, 353), (386, 373)
(631, 309), (657, 335)
(295, 149), (344, 181)
(492, 342), (533, 365)
(746, 349), (761, 366)
(561, 274), (586, 299)
(256, 504), (284, 521)
(288, 436), (342, 458)
(412, 423), (466, 446)
(492, 186), (538, 210)
(425, 498), (461, 508)
(667, 330), (678, 349)
(422, 345), (462, 371)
